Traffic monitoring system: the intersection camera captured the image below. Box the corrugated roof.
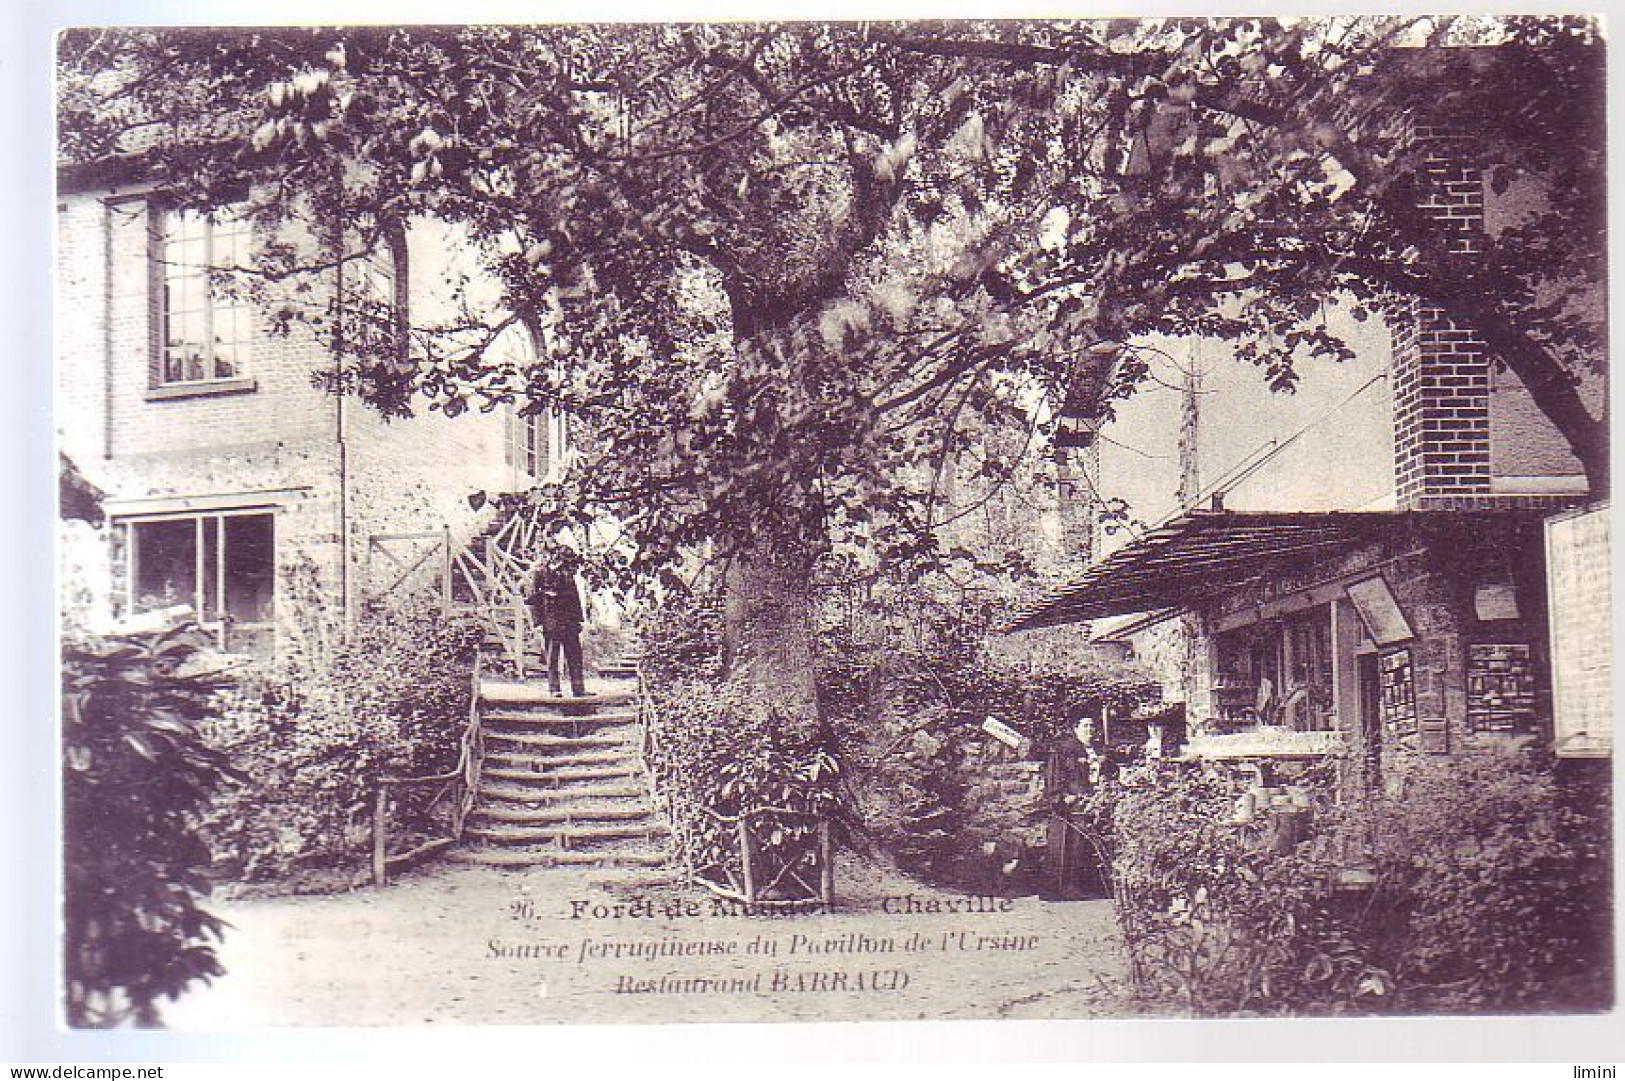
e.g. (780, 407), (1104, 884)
(1005, 510), (1523, 632)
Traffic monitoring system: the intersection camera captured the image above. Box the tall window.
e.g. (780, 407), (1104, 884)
(154, 205), (254, 385)
(349, 227), (409, 363)
(496, 322), (569, 480)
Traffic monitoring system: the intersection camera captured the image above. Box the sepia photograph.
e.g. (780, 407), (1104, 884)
(46, 13), (1612, 1038)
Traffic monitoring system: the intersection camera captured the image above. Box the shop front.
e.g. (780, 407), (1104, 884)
(1011, 509), (1559, 790)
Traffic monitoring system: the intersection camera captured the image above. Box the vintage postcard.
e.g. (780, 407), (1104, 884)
(50, 16), (1613, 1037)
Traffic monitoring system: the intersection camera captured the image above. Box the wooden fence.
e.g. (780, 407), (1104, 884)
(371, 653), (486, 885)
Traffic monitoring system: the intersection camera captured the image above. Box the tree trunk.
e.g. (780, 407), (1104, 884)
(712, 284), (839, 751)
(721, 536), (823, 746)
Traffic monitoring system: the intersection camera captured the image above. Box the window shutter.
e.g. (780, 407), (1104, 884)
(504, 406), (521, 469)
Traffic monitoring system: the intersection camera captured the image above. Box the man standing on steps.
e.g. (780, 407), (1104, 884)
(527, 548), (587, 698)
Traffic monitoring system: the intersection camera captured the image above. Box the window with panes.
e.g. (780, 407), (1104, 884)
(154, 205), (254, 385)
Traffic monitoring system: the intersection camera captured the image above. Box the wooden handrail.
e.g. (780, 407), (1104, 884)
(373, 651), (485, 886)
(694, 804), (826, 824)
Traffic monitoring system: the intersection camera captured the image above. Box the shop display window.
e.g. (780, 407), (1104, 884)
(1211, 604), (1336, 732)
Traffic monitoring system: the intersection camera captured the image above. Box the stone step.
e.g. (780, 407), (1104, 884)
(472, 802), (658, 826)
(481, 745), (632, 767)
(465, 820), (669, 847)
(478, 777), (645, 803)
(483, 748), (636, 770)
(483, 731), (625, 752)
(480, 681), (635, 708)
(584, 868), (686, 890)
(544, 763), (644, 783)
(483, 709), (638, 727)
(449, 845), (669, 869)
(475, 782), (651, 803)
(479, 772), (646, 798)
(483, 725), (637, 744)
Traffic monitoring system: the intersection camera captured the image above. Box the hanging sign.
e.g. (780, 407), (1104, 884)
(1345, 575), (1414, 646)
(982, 717), (1034, 757)
(1546, 504), (1612, 757)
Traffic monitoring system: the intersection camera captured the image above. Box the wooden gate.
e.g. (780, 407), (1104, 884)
(364, 529), (452, 613)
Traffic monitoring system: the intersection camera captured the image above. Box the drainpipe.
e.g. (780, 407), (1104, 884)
(102, 197), (115, 460)
(334, 230), (354, 627)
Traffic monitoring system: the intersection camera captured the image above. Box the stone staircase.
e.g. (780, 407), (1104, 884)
(452, 650), (671, 877)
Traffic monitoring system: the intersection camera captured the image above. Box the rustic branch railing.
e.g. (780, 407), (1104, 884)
(634, 663), (683, 876)
(371, 652), (486, 886)
(449, 505), (545, 677)
(636, 673), (834, 907)
(692, 805), (834, 908)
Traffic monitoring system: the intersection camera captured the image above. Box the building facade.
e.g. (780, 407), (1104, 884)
(1022, 119), (1608, 781)
(56, 169), (564, 653)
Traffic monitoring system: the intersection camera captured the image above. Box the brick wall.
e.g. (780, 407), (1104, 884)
(1052, 426), (1101, 566)
(56, 189), (347, 635)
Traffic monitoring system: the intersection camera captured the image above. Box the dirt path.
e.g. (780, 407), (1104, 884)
(164, 856), (1133, 1028)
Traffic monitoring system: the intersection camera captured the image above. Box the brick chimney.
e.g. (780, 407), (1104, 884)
(1391, 124), (1493, 510)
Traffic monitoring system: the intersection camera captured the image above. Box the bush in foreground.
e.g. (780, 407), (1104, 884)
(63, 624), (236, 1027)
(198, 598), (482, 887)
(1110, 750), (1611, 1015)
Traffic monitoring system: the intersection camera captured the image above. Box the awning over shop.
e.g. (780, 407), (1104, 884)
(1006, 510), (1412, 632)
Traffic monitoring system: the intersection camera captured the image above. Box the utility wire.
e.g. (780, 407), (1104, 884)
(1185, 366), (1390, 518)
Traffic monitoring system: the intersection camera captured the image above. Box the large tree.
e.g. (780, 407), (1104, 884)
(57, 17), (1605, 747)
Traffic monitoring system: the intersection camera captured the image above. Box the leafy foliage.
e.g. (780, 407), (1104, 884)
(54, 17), (1609, 602)
(1366, 751), (1611, 1010)
(198, 597), (483, 885)
(1110, 763), (1390, 1016)
(1110, 751), (1611, 1016)
(62, 623), (236, 1028)
(644, 678), (839, 900)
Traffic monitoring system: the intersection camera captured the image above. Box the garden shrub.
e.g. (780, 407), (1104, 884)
(638, 587), (1159, 892)
(1110, 762), (1390, 1016)
(198, 597), (483, 886)
(63, 623), (237, 1027)
(1368, 750), (1611, 1011)
(1109, 749), (1611, 1016)
(644, 679), (839, 899)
